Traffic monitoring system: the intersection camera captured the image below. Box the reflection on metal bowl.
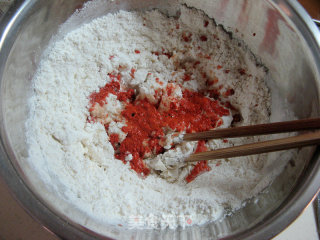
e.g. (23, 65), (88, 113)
(0, 0), (319, 239)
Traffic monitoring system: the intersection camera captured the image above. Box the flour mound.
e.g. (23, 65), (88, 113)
(26, 6), (277, 229)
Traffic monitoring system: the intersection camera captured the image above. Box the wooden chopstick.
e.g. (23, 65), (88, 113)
(185, 131), (320, 162)
(183, 118), (320, 141)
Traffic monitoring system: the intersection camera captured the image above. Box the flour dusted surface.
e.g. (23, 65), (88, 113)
(26, 6), (280, 229)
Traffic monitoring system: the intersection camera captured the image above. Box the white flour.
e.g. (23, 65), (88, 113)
(26, 5), (291, 229)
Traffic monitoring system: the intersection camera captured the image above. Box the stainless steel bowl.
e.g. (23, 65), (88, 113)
(0, 0), (320, 239)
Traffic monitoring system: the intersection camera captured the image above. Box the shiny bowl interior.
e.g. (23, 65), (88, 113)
(0, 0), (320, 239)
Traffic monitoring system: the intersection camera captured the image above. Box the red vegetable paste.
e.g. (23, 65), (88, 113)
(185, 140), (211, 183)
(89, 72), (230, 182)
